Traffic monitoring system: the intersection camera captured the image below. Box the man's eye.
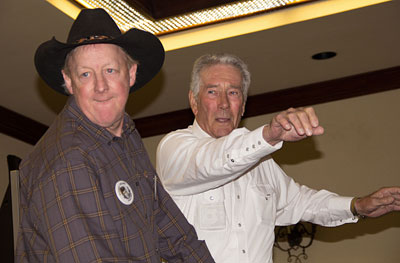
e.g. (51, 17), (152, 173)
(207, 90), (216, 94)
(106, 68), (115, 73)
(82, 72), (89, 77)
(229, 90), (242, 96)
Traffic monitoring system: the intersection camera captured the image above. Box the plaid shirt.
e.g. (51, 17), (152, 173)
(16, 97), (213, 263)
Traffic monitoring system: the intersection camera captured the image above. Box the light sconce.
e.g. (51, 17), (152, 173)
(274, 222), (316, 263)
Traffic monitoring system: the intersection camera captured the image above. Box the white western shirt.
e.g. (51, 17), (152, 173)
(156, 121), (357, 263)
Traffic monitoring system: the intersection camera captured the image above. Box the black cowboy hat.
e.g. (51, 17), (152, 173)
(34, 8), (165, 95)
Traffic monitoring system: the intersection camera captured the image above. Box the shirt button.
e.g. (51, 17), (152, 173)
(238, 223), (242, 227)
(246, 147), (249, 151)
(258, 141), (261, 145)
(210, 196), (214, 200)
(237, 195), (240, 199)
(231, 159), (235, 163)
(242, 249), (246, 254)
(227, 154), (230, 158)
(252, 144), (256, 149)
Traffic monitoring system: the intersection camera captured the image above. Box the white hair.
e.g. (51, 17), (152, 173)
(190, 53), (251, 102)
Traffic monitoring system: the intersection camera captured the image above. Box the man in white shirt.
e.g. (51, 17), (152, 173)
(156, 53), (400, 263)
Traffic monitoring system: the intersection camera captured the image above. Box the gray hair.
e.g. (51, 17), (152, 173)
(190, 53), (251, 102)
(61, 44), (138, 95)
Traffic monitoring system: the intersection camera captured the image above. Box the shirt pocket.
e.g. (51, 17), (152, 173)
(198, 188), (226, 230)
(250, 184), (276, 226)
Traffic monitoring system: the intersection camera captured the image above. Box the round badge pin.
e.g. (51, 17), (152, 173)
(115, 180), (134, 205)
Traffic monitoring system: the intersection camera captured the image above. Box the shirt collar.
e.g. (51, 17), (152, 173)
(192, 119), (212, 139)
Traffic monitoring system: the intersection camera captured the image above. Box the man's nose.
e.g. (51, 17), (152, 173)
(94, 73), (109, 93)
(218, 93), (229, 109)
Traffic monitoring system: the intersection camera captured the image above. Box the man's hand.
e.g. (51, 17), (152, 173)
(262, 107), (324, 146)
(355, 187), (400, 218)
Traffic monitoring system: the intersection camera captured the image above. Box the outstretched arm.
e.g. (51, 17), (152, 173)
(263, 107), (324, 146)
(353, 187), (400, 218)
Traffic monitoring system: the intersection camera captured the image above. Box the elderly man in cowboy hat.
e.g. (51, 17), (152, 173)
(16, 8), (214, 263)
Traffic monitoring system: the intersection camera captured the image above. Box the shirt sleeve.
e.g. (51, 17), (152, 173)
(154, 176), (215, 262)
(156, 125), (282, 195)
(266, 159), (358, 226)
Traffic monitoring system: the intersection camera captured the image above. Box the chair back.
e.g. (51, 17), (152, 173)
(7, 155), (22, 250)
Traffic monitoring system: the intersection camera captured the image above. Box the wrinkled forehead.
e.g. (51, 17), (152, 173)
(64, 43), (131, 72)
(200, 63), (243, 88)
(69, 43), (125, 58)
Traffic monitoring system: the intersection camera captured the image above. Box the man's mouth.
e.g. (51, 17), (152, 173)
(215, 117), (230, 123)
(94, 97), (113, 103)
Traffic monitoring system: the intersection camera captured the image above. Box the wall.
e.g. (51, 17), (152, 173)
(241, 89), (400, 263)
(143, 88), (400, 263)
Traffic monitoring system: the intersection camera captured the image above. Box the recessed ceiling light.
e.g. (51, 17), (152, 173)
(312, 51), (337, 60)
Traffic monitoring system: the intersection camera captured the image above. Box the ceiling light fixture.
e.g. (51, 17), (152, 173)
(73, 0), (312, 35)
(311, 51), (337, 60)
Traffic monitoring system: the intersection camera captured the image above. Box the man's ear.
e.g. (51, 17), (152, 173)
(62, 70), (74, 95)
(189, 90), (198, 116)
(129, 64), (138, 87)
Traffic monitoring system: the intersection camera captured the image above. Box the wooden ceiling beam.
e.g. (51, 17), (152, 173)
(1, 65), (399, 145)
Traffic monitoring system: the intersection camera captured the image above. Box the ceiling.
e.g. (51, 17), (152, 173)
(125, 0), (239, 19)
(1, 0), (400, 144)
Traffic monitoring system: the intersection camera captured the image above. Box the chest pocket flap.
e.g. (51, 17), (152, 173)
(250, 184), (276, 225)
(199, 188), (226, 230)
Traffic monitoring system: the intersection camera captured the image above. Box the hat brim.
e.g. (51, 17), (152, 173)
(34, 28), (165, 95)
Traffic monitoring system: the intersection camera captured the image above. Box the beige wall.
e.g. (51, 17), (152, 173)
(241, 89), (400, 263)
(1, 88), (399, 262)
(144, 88), (400, 263)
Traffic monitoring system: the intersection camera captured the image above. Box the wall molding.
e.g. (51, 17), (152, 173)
(1, 65), (399, 145)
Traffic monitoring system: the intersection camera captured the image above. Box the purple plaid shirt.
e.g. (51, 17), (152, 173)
(16, 97), (213, 263)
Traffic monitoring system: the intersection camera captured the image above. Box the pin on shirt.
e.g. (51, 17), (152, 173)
(115, 180), (134, 205)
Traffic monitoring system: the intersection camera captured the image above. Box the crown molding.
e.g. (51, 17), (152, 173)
(0, 106), (48, 145)
(1, 65), (399, 145)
